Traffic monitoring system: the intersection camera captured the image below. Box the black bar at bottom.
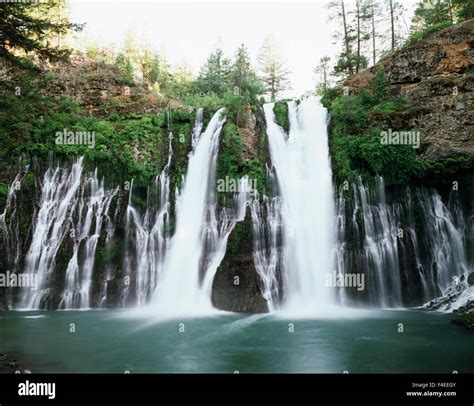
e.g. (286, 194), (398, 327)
(0, 374), (472, 403)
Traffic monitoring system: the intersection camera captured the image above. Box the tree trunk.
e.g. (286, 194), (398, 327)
(356, 0), (361, 73)
(341, 0), (354, 75)
(390, 0), (395, 51)
(371, 1), (376, 65)
(447, 0), (454, 23)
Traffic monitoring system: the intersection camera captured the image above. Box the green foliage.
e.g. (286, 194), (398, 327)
(217, 123), (245, 179)
(406, 21), (453, 46)
(326, 71), (425, 185)
(320, 86), (342, 109)
(226, 221), (252, 255)
(412, 0), (453, 29)
(452, 0), (474, 20)
(193, 47), (231, 97)
(0, 183), (8, 204)
(408, 0), (473, 47)
(423, 154), (474, 181)
(216, 123), (266, 197)
(348, 127), (424, 184)
(114, 53), (134, 85)
(468, 272), (474, 286)
(257, 36), (291, 100)
(229, 44), (264, 99)
(372, 69), (389, 101)
(333, 52), (369, 77)
(0, 1), (83, 71)
(273, 101), (290, 133)
(0, 68), (198, 188)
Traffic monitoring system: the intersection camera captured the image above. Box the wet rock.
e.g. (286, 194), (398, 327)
(212, 207), (268, 313)
(0, 289), (8, 311)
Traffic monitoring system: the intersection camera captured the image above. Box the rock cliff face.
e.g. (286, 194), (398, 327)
(44, 55), (187, 117)
(211, 106), (272, 314)
(345, 19), (474, 162)
(211, 207), (269, 313)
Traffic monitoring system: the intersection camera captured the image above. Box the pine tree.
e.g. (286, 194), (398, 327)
(230, 44), (263, 98)
(412, 0), (453, 30)
(195, 47), (231, 96)
(314, 56), (331, 95)
(230, 44), (251, 94)
(385, 0), (405, 51)
(257, 36), (290, 100)
(366, 0), (382, 65)
(0, 1), (82, 70)
(452, 0), (474, 20)
(328, 0), (356, 76)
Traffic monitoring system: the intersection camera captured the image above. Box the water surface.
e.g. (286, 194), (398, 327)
(0, 310), (472, 373)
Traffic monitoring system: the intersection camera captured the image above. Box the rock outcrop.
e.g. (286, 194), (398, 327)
(211, 207), (269, 313)
(345, 19), (474, 162)
(44, 55), (190, 117)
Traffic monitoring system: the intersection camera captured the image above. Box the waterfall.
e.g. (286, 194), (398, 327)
(20, 158), (84, 309)
(250, 195), (283, 311)
(0, 171), (25, 275)
(98, 196), (121, 308)
(416, 188), (468, 292)
(357, 177), (402, 307)
(335, 177), (470, 307)
(58, 171), (118, 309)
(200, 177), (250, 302)
(151, 108), (228, 315)
(121, 133), (173, 306)
(263, 100), (336, 312)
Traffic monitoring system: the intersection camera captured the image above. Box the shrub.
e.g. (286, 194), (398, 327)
(273, 101), (289, 132)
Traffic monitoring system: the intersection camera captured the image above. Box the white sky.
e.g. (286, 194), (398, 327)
(69, 0), (416, 97)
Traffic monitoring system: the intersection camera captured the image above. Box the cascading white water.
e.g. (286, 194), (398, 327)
(417, 188), (468, 292)
(122, 132), (173, 306)
(98, 196), (120, 308)
(264, 99), (336, 313)
(0, 171), (24, 274)
(200, 176), (251, 300)
(59, 170), (117, 309)
(20, 158), (84, 309)
(357, 177), (402, 307)
(335, 176), (470, 308)
(250, 195), (282, 311)
(151, 108), (228, 315)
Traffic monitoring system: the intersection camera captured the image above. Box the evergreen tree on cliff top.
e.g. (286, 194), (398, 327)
(0, 0), (82, 71)
(257, 36), (291, 101)
(194, 46), (231, 97)
(230, 44), (263, 99)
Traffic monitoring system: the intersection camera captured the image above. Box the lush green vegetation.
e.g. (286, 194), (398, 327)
(316, 0), (473, 92)
(0, 5), (269, 198)
(0, 71), (194, 187)
(322, 71), (421, 185)
(226, 221), (252, 255)
(273, 101), (290, 133)
(405, 21), (454, 46)
(410, 0), (474, 41)
(322, 69), (474, 186)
